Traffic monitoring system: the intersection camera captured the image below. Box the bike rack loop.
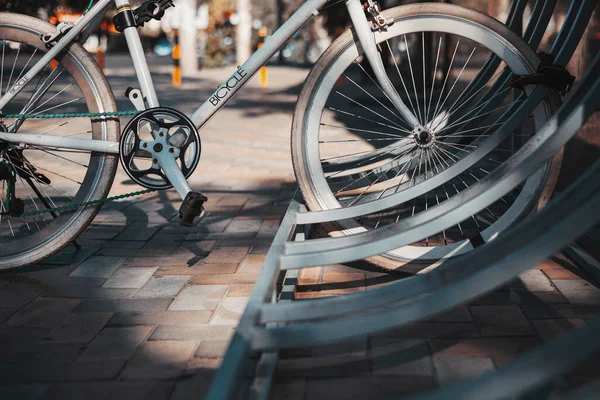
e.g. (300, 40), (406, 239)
(205, 3), (600, 399)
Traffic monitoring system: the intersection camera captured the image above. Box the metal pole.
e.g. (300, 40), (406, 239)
(236, 0), (252, 66)
(175, 0), (198, 76)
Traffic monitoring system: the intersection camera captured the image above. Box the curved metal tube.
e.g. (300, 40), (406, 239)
(254, 158), (600, 349)
(282, 53), (599, 268)
(259, 52), (600, 323)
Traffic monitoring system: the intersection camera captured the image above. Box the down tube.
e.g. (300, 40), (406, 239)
(190, 0), (328, 129)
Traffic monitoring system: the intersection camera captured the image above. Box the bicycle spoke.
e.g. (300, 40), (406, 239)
(431, 38), (460, 125)
(426, 34), (443, 123)
(327, 106), (411, 134)
(342, 73), (410, 128)
(403, 34), (423, 125)
(353, 61), (413, 128)
(432, 44), (478, 125)
(385, 40), (419, 123)
(320, 122), (408, 138)
(334, 91), (407, 130)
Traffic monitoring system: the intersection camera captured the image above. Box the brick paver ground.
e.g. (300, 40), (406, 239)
(0, 57), (599, 400)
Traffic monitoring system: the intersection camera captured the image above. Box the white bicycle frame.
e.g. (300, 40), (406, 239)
(0, 0), (421, 199)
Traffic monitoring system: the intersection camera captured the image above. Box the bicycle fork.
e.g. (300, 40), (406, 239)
(345, 0), (423, 131)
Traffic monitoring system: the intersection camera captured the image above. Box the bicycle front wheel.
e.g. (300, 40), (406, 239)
(0, 13), (119, 270)
(291, 4), (562, 270)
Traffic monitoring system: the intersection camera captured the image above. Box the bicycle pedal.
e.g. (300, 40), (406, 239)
(179, 191), (208, 227)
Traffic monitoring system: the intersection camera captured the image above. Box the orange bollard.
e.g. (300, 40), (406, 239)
(50, 59), (58, 71)
(172, 29), (181, 87)
(257, 27), (268, 88)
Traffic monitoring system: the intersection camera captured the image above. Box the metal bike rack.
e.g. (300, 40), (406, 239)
(206, 2), (600, 399)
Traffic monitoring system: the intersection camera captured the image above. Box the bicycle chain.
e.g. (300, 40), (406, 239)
(0, 109), (159, 217)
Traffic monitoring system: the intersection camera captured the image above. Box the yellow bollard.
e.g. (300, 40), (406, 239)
(172, 29), (181, 87)
(258, 27), (268, 88)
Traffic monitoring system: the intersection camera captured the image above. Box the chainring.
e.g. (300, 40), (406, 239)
(119, 107), (201, 190)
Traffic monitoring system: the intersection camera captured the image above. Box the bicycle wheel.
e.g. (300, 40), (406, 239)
(291, 4), (562, 270)
(0, 13), (119, 269)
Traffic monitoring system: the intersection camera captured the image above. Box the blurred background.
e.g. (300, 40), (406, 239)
(0, 0), (598, 72)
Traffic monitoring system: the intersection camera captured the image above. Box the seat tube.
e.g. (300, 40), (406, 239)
(114, 0), (160, 107)
(345, 0), (421, 128)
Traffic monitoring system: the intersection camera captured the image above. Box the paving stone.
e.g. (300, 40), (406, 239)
(209, 297), (249, 325)
(0, 343), (82, 365)
(115, 226), (160, 241)
(121, 340), (198, 380)
(226, 284), (254, 297)
(471, 290), (568, 305)
(552, 280), (600, 305)
(509, 270), (555, 292)
(45, 312), (113, 343)
(134, 276), (190, 298)
(426, 306), (472, 322)
(531, 318), (586, 342)
(109, 311), (211, 326)
(74, 298), (172, 313)
(303, 376), (435, 399)
(169, 285), (228, 311)
(256, 219), (280, 239)
(320, 272), (365, 295)
(0, 307), (16, 323)
(193, 263), (239, 274)
(433, 355), (495, 384)
(43, 286), (137, 299)
(25, 275), (106, 289)
(269, 379), (305, 400)
(0, 359), (127, 383)
(542, 268), (581, 280)
(5, 298), (80, 329)
(17, 263), (80, 276)
(194, 340), (230, 358)
(170, 372), (215, 400)
(470, 305), (536, 336)
(521, 304), (600, 320)
(102, 267), (157, 289)
(149, 325), (235, 342)
(430, 337), (542, 366)
(297, 267), (321, 286)
(236, 254), (266, 274)
(0, 280), (49, 308)
(372, 322), (480, 338)
(276, 355), (371, 378)
(310, 337), (368, 358)
(224, 219), (263, 233)
(370, 338), (432, 376)
(0, 384), (48, 400)
(122, 255), (202, 268)
(190, 274), (258, 285)
(78, 326), (153, 360)
(69, 256), (126, 279)
(39, 381), (157, 400)
(0, 327), (49, 344)
(44, 247), (98, 265)
(81, 240), (145, 249)
(201, 247), (249, 264)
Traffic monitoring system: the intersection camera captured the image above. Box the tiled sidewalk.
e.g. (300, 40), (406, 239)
(0, 61), (599, 400)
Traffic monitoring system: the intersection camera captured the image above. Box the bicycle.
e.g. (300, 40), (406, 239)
(0, 0), (562, 270)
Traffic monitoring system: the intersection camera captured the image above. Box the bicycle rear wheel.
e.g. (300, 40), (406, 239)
(291, 4), (562, 270)
(0, 13), (119, 269)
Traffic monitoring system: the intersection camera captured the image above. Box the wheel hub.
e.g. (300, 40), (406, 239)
(413, 127), (435, 148)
